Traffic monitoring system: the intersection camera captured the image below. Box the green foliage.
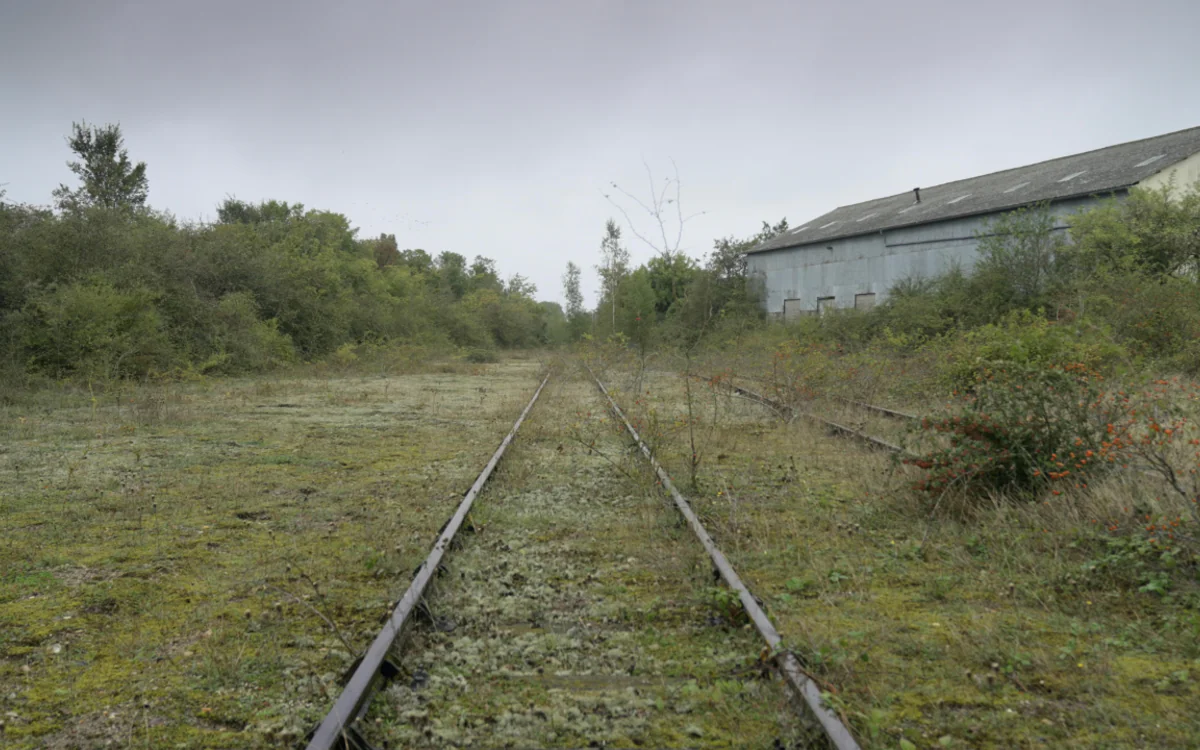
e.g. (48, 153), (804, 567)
(903, 362), (1130, 499)
(1077, 272), (1200, 373)
(561, 261), (589, 341)
(205, 292), (297, 373)
(644, 252), (698, 316)
(0, 125), (555, 381)
(929, 310), (1127, 391)
(1083, 533), (1192, 596)
(537, 301), (570, 346)
(15, 279), (172, 379)
(701, 586), (748, 627)
(595, 219), (631, 335)
(971, 205), (1071, 315)
(705, 218), (787, 318)
(1068, 183), (1200, 280)
(463, 347), (498, 364)
(52, 122), (148, 212)
(620, 269), (658, 355)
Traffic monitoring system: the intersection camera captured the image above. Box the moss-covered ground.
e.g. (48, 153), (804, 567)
(601, 360), (1200, 749)
(367, 372), (812, 748)
(0, 359), (543, 747)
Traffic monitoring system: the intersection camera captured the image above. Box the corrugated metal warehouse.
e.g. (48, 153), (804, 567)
(747, 126), (1200, 319)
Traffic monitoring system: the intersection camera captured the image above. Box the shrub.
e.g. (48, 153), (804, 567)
(904, 362), (1131, 499)
(464, 347), (498, 364)
(204, 292), (296, 373)
(905, 364), (1200, 509)
(927, 310), (1127, 392)
(16, 279), (173, 379)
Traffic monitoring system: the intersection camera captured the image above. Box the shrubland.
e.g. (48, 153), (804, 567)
(0, 123), (558, 391)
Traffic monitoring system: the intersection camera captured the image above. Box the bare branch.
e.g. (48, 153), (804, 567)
(606, 159), (705, 259)
(603, 187), (667, 254)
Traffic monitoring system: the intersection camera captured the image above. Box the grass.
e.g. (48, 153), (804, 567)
(601, 357), (1200, 748)
(8, 345), (1197, 748)
(0, 358), (543, 747)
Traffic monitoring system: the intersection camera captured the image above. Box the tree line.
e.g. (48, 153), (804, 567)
(0, 122), (556, 380)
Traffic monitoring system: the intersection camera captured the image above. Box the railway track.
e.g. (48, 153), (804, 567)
(303, 368), (854, 749)
(304, 372), (551, 749)
(589, 366), (861, 750)
(834, 397), (916, 422)
(704, 374), (1166, 481)
(700, 375), (909, 456)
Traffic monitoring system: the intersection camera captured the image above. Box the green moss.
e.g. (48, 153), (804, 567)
(0, 364), (542, 747)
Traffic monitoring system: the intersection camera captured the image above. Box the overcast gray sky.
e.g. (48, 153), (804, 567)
(3, 0), (1199, 306)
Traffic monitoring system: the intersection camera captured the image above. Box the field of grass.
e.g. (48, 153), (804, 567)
(599, 356), (1200, 748)
(6, 348), (1198, 749)
(0, 358), (544, 747)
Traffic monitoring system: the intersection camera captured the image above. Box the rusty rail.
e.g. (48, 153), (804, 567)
(588, 365), (862, 750)
(304, 372), (551, 750)
(836, 396), (916, 421)
(718, 378), (1169, 483)
(712, 377), (909, 456)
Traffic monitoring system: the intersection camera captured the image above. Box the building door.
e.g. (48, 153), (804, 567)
(854, 293), (876, 311)
(817, 296), (835, 316)
(783, 298), (805, 321)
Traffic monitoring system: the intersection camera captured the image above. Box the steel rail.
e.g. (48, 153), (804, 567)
(836, 396), (917, 421)
(721, 378), (1168, 481)
(712, 377), (909, 456)
(305, 372), (551, 750)
(588, 365), (862, 750)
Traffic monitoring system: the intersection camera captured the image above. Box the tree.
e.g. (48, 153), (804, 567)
(469, 256), (503, 292)
(538, 301), (569, 345)
(397, 248), (434, 276)
(646, 252), (698, 316)
(709, 218), (788, 283)
(596, 219), (630, 330)
(1068, 182), (1200, 281)
(562, 261), (587, 340)
(972, 205), (1070, 317)
(505, 274), (537, 299)
(53, 122), (148, 211)
(621, 268), (657, 355)
(604, 160), (704, 260)
(217, 198), (305, 225)
(373, 233), (399, 269)
(436, 251), (469, 299)
(701, 218), (788, 319)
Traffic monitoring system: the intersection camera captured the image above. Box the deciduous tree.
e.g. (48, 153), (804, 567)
(53, 122), (148, 211)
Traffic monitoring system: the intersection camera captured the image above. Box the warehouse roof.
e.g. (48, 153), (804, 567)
(750, 125), (1200, 254)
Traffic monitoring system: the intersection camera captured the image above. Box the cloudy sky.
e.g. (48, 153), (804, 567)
(3, 0), (1199, 305)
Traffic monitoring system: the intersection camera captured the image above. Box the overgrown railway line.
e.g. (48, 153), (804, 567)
(706, 375), (1167, 481)
(303, 368), (857, 749)
(697, 375), (910, 456)
(305, 374), (551, 749)
(588, 366), (861, 750)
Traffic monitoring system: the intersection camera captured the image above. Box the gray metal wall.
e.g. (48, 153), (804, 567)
(747, 195), (1112, 317)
